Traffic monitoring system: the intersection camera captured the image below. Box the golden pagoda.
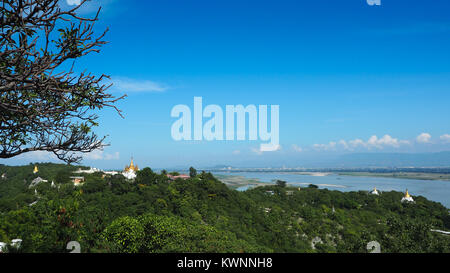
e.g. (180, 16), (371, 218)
(370, 187), (379, 195)
(124, 158), (139, 172)
(401, 189), (414, 203)
(33, 165), (39, 174)
(405, 190), (411, 198)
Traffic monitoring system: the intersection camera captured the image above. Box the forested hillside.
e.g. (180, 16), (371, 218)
(0, 164), (449, 253)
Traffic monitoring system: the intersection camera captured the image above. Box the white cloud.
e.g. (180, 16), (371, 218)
(2, 147), (119, 165)
(16, 151), (57, 161)
(292, 144), (303, 152)
(251, 147), (263, 155)
(338, 140), (349, 150)
(104, 152), (120, 160)
(366, 134), (408, 149)
(440, 134), (450, 143)
(83, 150), (103, 160)
(112, 78), (169, 93)
(232, 150), (241, 155)
(12, 149), (119, 162)
(313, 141), (337, 151)
(367, 135), (380, 148)
(252, 145), (281, 155)
(84, 150), (120, 161)
(64, 0), (117, 15)
(349, 138), (367, 149)
(66, 0), (81, 5)
(313, 134), (410, 152)
(416, 133), (432, 143)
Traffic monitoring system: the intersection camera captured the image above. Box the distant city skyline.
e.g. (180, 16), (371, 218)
(2, 0), (450, 169)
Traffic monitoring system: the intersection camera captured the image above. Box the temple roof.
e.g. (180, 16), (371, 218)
(405, 189), (411, 198)
(124, 158), (139, 172)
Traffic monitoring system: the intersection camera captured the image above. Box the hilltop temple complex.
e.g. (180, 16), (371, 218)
(72, 158), (139, 180)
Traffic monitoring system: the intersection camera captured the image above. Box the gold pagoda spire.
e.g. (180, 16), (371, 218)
(33, 165), (39, 174)
(405, 189), (411, 198)
(124, 157), (139, 172)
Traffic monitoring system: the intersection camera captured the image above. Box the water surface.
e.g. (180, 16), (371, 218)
(213, 171), (450, 208)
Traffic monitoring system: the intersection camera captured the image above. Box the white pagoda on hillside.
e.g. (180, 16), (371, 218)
(370, 187), (380, 195)
(122, 158), (139, 180)
(401, 189), (414, 203)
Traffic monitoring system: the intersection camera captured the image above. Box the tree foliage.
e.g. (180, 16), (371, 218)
(0, 163), (449, 253)
(0, 0), (124, 163)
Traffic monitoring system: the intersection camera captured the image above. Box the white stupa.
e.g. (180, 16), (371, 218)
(401, 189), (414, 203)
(122, 158), (139, 180)
(370, 187), (380, 195)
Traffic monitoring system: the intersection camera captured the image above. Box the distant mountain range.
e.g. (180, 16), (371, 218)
(336, 151), (450, 168)
(309, 151), (450, 168)
(200, 151), (450, 170)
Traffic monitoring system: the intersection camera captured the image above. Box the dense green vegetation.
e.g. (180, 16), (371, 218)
(0, 163), (449, 253)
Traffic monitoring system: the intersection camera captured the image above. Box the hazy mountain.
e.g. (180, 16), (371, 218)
(336, 151), (450, 168)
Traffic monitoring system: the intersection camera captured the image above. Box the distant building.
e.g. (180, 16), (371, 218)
(1, 173), (6, 180)
(286, 191), (294, 196)
(73, 167), (101, 174)
(70, 176), (85, 186)
(370, 187), (380, 195)
(11, 239), (22, 249)
(104, 171), (119, 176)
(33, 165), (39, 174)
(431, 229), (450, 235)
(166, 174), (190, 181)
(29, 177), (48, 188)
(122, 158), (139, 180)
(72, 165), (123, 179)
(311, 237), (323, 250)
(0, 239), (22, 253)
(401, 189), (414, 203)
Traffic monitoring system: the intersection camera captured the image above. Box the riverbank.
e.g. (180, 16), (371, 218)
(213, 171), (450, 208)
(213, 174), (271, 189)
(337, 172), (450, 181)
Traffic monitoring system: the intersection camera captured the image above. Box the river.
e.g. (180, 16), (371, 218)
(213, 171), (450, 208)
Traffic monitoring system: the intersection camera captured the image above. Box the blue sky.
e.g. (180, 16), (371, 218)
(3, 0), (450, 169)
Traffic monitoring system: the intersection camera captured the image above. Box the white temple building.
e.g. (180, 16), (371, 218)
(29, 177), (48, 188)
(401, 189), (414, 203)
(122, 158), (139, 180)
(73, 167), (102, 174)
(0, 239), (22, 253)
(370, 187), (380, 195)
